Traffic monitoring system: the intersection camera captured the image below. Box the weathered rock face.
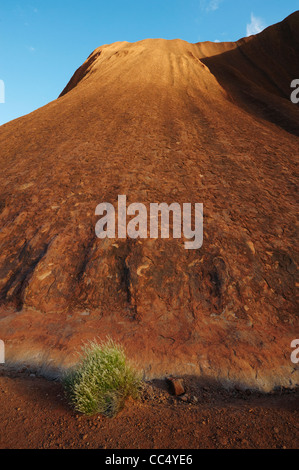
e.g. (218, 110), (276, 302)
(0, 13), (298, 390)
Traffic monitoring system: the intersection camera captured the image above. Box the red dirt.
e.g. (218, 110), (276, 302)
(0, 367), (298, 449)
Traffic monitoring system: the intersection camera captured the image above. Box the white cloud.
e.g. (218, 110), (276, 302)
(208, 0), (222, 11)
(200, 0), (223, 12)
(246, 13), (266, 37)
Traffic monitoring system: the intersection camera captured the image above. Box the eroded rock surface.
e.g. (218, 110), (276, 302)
(0, 13), (298, 390)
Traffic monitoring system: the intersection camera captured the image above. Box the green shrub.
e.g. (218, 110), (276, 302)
(63, 338), (141, 417)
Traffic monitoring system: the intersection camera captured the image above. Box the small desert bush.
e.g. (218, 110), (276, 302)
(63, 338), (141, 417)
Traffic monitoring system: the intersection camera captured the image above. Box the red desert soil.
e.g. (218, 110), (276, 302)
(0, 367), (298, 449)
(0, 13), (298, 392)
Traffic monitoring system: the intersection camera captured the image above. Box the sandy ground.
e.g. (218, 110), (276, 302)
(0, 366), (298, 449)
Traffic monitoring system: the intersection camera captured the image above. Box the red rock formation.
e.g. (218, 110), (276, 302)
(0, 13), (298, 390)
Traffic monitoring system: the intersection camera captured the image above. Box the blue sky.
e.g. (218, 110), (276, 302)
(0, 0), (298, 125)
